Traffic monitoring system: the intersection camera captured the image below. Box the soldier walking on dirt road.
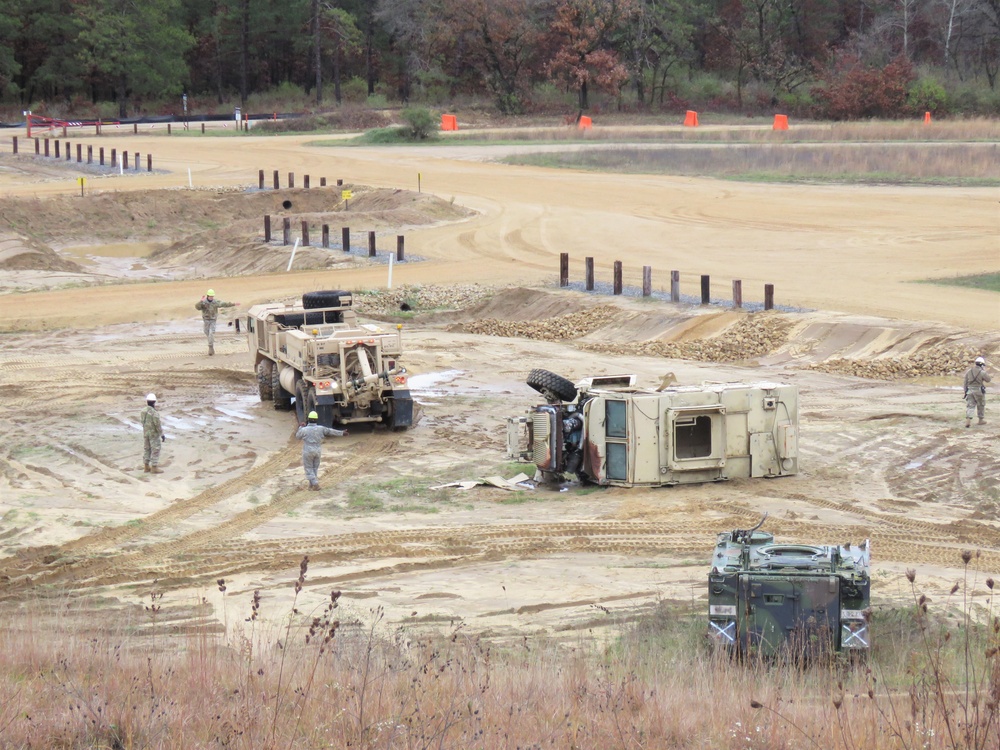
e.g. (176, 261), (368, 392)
(295, 410), (347, 491)
(195, 288), (238, 355)
(140, 393), (164, 473)
(964, 356), (991, 428)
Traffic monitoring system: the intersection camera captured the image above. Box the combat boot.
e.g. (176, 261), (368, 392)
(144, 463), (151, 472)
(150, 466), (163, 474)
(965, 418), (972, 428)
(978, 418), (987, 425)
(208, 344), (215, 356)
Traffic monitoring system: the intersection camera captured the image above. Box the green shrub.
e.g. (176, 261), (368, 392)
(400, 107), (436, 139)
(908, 76), (949, 115)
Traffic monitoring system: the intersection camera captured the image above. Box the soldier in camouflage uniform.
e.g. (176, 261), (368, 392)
(194, 288), (238, 356)
(140, 393), (164, 474)
(964, 356), (991, 428)
(295, 410), (346, 490)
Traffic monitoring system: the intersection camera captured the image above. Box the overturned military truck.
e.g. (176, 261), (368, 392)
(246, 290), (412, 430)
(507, 369), (798, 486)
(708, 517), (871, 659)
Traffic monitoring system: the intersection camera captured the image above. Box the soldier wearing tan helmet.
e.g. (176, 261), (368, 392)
(295, 410), (347, 491)
(963, 356), (991, 428)
(194, 288), (238, 356)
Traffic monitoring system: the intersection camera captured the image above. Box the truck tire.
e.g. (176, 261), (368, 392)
(294, 379), (307, 423)
(257, 360), (274, 402)
(302, 290), (349, 309)
(272, 364), (292, 410)
(526, 368), (577, 403)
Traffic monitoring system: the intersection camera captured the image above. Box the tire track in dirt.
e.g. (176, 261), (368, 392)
(0, 439), (395, 596)
(0, 440), (302, 584)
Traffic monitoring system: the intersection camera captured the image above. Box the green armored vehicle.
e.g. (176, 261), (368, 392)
(708, 517), (871, 659)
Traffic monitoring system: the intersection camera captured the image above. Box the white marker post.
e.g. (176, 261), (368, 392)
(387, 255), (394, 289)
(286, 239), (300, 272)
(188, 168), (193, 188)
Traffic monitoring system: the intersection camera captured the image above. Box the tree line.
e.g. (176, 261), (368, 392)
(0, 0), (997, 119)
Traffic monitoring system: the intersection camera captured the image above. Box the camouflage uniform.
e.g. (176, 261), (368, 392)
(295, 423), (345, 489)
(194, 297), (236, 355)
(140, 404), (163, 469)
(964, 363), (991, 425)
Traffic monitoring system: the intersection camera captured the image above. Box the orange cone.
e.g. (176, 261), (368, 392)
(683, 110), (699, 127)
(578, 115), (592, 130)
(772, 114), (789, 131)
(924, 111), (931, 124)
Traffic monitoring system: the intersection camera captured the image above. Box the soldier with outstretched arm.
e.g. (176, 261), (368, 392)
(194, 288), (238, 356)
(295, 410), (347, 491)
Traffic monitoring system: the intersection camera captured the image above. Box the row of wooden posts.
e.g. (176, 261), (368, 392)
(264, 217), (406, 261)
(258, 170), (343, 190)
(559, 253), (775, 310)
(11, 136), (153, 171)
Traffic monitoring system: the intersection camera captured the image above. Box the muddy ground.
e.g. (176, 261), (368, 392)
(0, 131), (998, 642)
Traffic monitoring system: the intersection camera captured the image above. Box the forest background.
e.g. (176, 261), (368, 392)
(0, 0), (998, 123)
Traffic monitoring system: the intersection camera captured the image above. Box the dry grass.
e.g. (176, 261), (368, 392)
(0, 559), (997, 749)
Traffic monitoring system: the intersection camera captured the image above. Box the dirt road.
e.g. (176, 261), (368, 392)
(0, 129), (997, 640)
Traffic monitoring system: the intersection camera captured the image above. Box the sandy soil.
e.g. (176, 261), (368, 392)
(0, 129), (998, 642)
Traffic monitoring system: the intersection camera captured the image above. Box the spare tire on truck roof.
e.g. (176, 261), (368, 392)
(303, 290), (351, 309)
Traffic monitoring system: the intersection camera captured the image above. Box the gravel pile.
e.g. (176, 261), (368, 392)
(464, 305), (620, 340)
(353, 284), (499, 315)
(580, 314), (795, 362)
(805, 345), (987, 380)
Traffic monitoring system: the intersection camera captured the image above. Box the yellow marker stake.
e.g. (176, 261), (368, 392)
(77, 176), (85, 197)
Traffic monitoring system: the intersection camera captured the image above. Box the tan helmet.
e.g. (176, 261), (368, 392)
(146, 392), (157, 402)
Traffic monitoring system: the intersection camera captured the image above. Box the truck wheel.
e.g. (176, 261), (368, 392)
(302, 290), (349, 309)
(526, 368), (577, 403)
(272, 365), (292, 410)
(257, 360), (274, 402)
(294, 379), (307, 423)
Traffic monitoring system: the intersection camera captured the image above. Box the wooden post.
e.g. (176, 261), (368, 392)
(342, 227), (350, 252)
(134, 152), (139, 171)
(87, 145), (92, 164)
(264, 215), (271, 242)
(66, 144), (71, 161)
(303, 175), (310, 189)
(764, 284), (774, 310)
(44, 139), (49, 157)
(670, 270), (680, 303)
(322, 225), (329, 248)
(62, 125), (67, 137)
(11, 136), (17, 154)
(613, 261), (623, 295)
(272, 170), (279, 189)
(288, 172), (294, 188)
(54, 140), (59, 158)
(396, 235), (405, 261)
(76, 144), (82, 162)
(201, 123), (205, 134)
(123, 151), (129, 169)
(146, 154), (152, 172)
(320, 177), (327, 187)
(585, 256), (594, 291)
(559, 252), (569, 287)
(301, 221), (309, 246)
(167, 123), (171, 135)
(732, 280), (743, 308)
(700, 275), (710, 304)
(111, 148), (116, 167)
(258, 170), (264, 189)
(34, 138), (40, 155)
(642, 266), (652, 297)
(282, 217), (291, 245)
(99, 147), (105, 166)
(336, 178), (343, 186)
(368, 231), (376, 257)
(133, 123), (138, 134)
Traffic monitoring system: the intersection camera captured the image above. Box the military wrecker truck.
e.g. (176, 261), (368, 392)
(708, 516), (871, 660)
(246, 290), (412, 429)
(506, 369), (798, 486)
